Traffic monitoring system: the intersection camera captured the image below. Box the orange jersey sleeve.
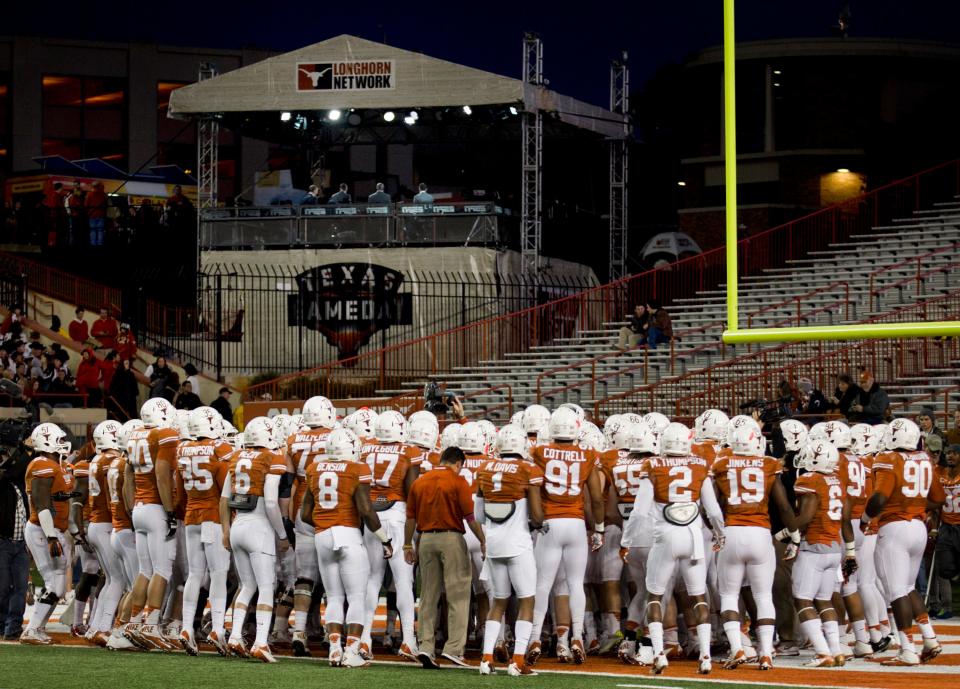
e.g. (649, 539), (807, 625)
(639, 454), (710, 505)
(26, 457), (69, 531)
(177, 439), (234, 525)
(71, 459), (93, 522)
(795, 472), (843, 545)
(931, 466), (960, 525)
(710, 454), (782, 528)
(692, 441), (718, 466)
(872, 451), (934, 527)
(87, 452), (116, 524)
(531, 443), (599, 519)
(307, 460), (373, 532)
(476, 459), (543, 503)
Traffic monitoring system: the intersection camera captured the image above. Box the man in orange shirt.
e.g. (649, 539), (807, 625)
(20, 423), (72, 645)
(404, 446), (485, 669)
(302, 427), (390, 668)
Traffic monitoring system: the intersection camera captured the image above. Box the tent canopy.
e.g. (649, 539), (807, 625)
(169, 34), (628, 138)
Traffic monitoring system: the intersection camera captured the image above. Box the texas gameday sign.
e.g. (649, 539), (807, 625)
(287, 263), (412, 360)
(296, 61), (395, 91)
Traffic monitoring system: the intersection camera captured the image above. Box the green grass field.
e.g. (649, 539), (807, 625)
(0, 645), (783, 689)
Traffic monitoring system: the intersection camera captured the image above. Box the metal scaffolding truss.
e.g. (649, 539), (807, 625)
(521, 33), (544, 280)
(197, 62), (220, 212)
(609, 52), (630, 282)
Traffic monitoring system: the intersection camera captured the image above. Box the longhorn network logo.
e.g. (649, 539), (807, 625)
(296, 61), (395, 91)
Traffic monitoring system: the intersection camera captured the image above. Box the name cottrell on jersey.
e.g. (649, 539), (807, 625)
(794, 471), (844, 545)
(176, 438), (233, 525)
(87, 451), (119, 524)
(639, 455), (711, 505)
(361, 440), (424, 505)
(126, 426), (180, 505)
(872, 450), (935, 527)
(930, 466), (960, 526)
(530, 443), (599, 519)
(25, 456), (71, 531)
(228, 448), (286, 499)
(305, 460), (373, 532)
(288, 428), (332, 515)
(709, 454), (782, 528)
(107, 455), (132, 531)
(476, 458), (544, 503)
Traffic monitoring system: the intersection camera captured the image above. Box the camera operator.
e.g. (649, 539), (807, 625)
(0, 435), (31, 640)
(423, 382), (466, 423)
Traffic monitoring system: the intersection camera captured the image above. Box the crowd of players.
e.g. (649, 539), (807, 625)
(16, 396), (959, 676)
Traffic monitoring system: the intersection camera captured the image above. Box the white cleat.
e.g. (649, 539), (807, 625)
(19, 628), (53, 646)
(250, 644), (277, 663)
(698, 656), (712, 675)
(652, 652), (669, 675)
(291, 630), (310, 657)
(882, 649), (921, 666)
(479, 660), (495, 675)
(921, 638), (943, 663)
(618, 639), (638, 665)
(328, 643), (343, 667)
(341, 648), (369, 668)
(853, 640), (874, 658)
(507, 661), (537, 676)
(179, 629), (198, 656)
(636, 645), (654, 666)
(106, 628), (136, 651)
(556, 643), (572, 663)
(207, 630), (229, 657)
(804, 653), (836, 667)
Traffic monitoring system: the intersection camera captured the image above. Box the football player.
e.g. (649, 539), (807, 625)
(302, 427), (392, 667)
(928, 443), (960, 621)
(68, 438), (103, 639)
(20, 423), (72, 645)
(221, 417), (291, 662)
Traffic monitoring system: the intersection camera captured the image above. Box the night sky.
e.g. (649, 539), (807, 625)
(10, 1), (960, 106)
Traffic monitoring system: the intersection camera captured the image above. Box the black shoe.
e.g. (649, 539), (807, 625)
(417, 651), (440, 669)
(3, 632), (21, 641)
(871, 635), (892, 654)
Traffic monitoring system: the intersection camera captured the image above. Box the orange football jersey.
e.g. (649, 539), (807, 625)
(127, 426), (179, 505)
(176, 438), (233, 525)
(840, 452), (872, 520)
(872, 451), (934, 527)
(600, 449), (647, 506)
(639, 454), (711, 505)
(87, 451), (118, 524)
(361, 441), (425, 504)
(288, 428), (332, 513)
(710, 454), (782, 528)
(228, 448), (286, 498)
(530, 443), (599, 519)
(458, 452), (490, 492)
(305, 459), (373, 532)
(794, 471), (844, 545)
(693, 441), (719, 466)
(25, 456), (70, 531)
(107, 455), (132, 531)
(70, 459), (93, 521)
(476, 458), (544, 503)
(930, 466), (960, 526)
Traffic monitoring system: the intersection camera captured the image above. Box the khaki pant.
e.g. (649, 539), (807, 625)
(617, 327), (643, 349)
(772, 537), (797, 642)
(417, 531), (472, 657)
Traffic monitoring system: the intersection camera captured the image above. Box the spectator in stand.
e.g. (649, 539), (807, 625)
(946, 409), (960, 447)
(85, 182), (108, 246)
(174, 380), (202, 411)
(210, 386), (233, 421)
(0, 306), (22, 339)
(182, 363), (200, 393)
(43, 182), (64, 247)
(90, 308), (119, 350)
(114, 323), (137, 362)
(300, 185), (321, 205)
(797, 377), (831, 421)
(413, 182), (434, 204)
(99, 351), (118, 393)
(0, 442), (29, 640)
(49, 314), (68, 339)
(52, 348), (71, 378)
(849, 369), (889, 424)
(646, 299), (673, 349)
(108, 358), (138, 421)
(68, 308), (89, 346)
(147, 355), (177, 402)
(47, 367), (77, 406)
(327, 183), (352, 204)
(166, 185), (194, 229)
(918, 407), (946, 461)
(367, 183), (392, 205)
(66, 183), (85, 246)
(616, 304), (649, 350)
(828, 373), (861, 417)
(74, 348), (102, 407)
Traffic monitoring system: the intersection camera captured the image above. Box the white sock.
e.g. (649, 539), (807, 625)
(869, 625), (882, 643)
(649, 621), (664, 655)
(823, 620), (841, 655)
(800, 619), (830, 656)
(255, 608), (271, 647)
(182, 577), (200, 635)
(757, 624), (775, 658)
(899, 630), (915, 653)
(514, 620), (533, 660)
(30, 602), (53, 631)
(696, 623), (712, 659)
(557, 626), (569, 647)
(229, 606), (246, 642)
(294, 610), (307, 632)
(584, 614), (596, 644)
(482, 620), (500, 657)
(602, 612), (618, 636)
(852, 619), (869, 644)
(664, 626), (679, 647)
(917, 619), (937, 641)
(144, 608), (160, 625)
(723, 620), (743, 654)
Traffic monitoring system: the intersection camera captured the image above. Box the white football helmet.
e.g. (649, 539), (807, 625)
(119, 419), (145, 450)
(511, 410), (525, 427)
(325, 428), (361, 463)
(622, 413), (644, 426)
(849, 423), (873, 456)
(805, 441), (840, 474)
(603, 414), (624, 443)
(407, 415), (440, 450)
(611, 422), (637, 450)
(344, 408), (379, 438)
(642, 412), (670, 433)
(173, 409), (193, 441)
(522, 404), (551, 435)
(302, 396), (336, 429)
(559, 403), (585, 422)
(725, 415), (761, 447)
(548, 407), (580, 442)
(477, 420), (498, 453)
(579, 425), (606, 452)
(375, 410), (406, 443)
(884, 418), (921, 451)
(288, 414), (306, 432)
(271, 414), (291, 440)
(730, 425), (765, 457)
(535, 425), (552, 446)
(222, 420), (242, 448)
(813, 420), (851, 450)
(625, 423), (660, 454)
(661, 422), (693, 456)
(868, 424), (888, 454)
(409, 410), (440, 430)
(458, 422), (486, 454)
(31, 422), (70, 458)
(497, 424), (528, 457)
(243, 417), (277, 450)
(779, 419), (808, 453)
(440, 423), (461, 451)
(188, 407), (223, 440)
(140, 397), (174, 429)
(695, 409), (729, 443)
(93, 420), (124, 452)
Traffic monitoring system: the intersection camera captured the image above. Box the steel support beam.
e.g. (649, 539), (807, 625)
(521, 33), (543, 280)
(608, 52), (629, 282)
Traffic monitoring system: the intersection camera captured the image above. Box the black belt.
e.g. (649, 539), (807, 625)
(420, 529), (461, 533)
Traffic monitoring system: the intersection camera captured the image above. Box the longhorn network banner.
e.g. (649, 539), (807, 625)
(296, 61), (395, 91)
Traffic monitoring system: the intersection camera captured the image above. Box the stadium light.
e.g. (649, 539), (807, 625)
(836, 168), (850, 173)
(383, 111), (396, 122)
(280, 111), (292, 122)
(677, 181), (686, 187)
(462, 105), (472, 115)
(403, 115), (416, 125)
(509, 106), (519, 116)
(328, 109), (342, 121)
(409, 111), (419, 121)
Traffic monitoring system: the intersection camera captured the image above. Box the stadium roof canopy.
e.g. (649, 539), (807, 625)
(169, 34), (628, 139)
